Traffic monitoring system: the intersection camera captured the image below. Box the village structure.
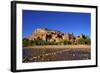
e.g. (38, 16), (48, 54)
(28, 28), (86, 44)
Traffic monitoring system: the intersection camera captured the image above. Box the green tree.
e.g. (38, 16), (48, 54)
(77, 36), (91, 45)
(84, 37), (91, 45)
(23, 38), (30, 47)
(63, 40), (72, 45)
(77, 38), (85, 44)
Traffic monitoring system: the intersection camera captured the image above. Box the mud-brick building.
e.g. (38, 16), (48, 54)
(28, 28), (85, 43)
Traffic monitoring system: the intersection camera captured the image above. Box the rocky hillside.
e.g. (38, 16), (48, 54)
(28, 28), (86, 43)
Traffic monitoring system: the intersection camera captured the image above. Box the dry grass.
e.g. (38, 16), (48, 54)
(24, 45), (91, 51)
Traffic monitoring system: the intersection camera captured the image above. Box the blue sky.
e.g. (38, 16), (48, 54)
(23, 10), (91, 38)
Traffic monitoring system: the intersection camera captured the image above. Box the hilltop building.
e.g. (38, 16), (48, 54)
(28, 28), (86, 43)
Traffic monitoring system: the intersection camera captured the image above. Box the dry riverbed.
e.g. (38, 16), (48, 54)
(23, 45), (91, 63)
(24, 45), (90, 51)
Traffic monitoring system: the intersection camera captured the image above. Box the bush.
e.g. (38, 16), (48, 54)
(63, 40), (72, 45)
(77, 37), (91, 45)
(23, 36), (91, 46)
(84, 38), (91, 45)
(23, 38), (30, 47)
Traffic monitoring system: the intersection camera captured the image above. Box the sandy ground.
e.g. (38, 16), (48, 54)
(23, 45), (91, 62)
(24, 45), (91, 51)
